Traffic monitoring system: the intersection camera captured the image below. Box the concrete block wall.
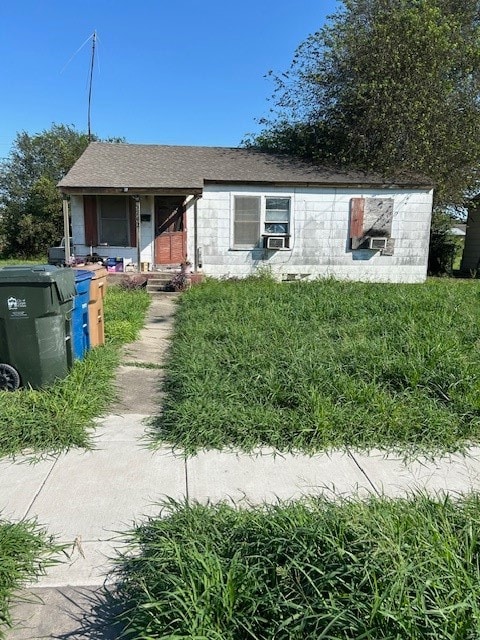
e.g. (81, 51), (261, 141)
(190, 185), (433, 283)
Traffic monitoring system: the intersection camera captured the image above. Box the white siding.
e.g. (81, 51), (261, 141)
(70, 195), (85, 248)
(71, 185), (433, 282)
(189, 185), (433, 283)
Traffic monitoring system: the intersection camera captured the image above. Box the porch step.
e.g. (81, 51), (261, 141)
(146, 271), (177, 293)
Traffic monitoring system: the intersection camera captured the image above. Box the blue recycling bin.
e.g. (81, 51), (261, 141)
(72, 270), (93, 360)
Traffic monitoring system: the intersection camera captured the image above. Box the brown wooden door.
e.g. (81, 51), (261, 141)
(154, 196), (186, 265)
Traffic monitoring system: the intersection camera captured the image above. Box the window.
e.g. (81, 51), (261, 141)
(233, 195), (291, 249)
(233, 196), (260, 247)
(264, 198), (290, 235)
(98, 196), (130, 246)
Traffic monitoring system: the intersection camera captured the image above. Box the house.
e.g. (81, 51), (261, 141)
(58, 142), (434, 283)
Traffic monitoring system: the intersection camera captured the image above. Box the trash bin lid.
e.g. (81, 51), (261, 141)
(76, 264), (107, 279)
(0, 264), (66, 281)
(0, 265), (76, 303)
(73, 269), (93, 283)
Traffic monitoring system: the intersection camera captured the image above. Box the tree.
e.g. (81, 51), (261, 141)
(0, 124), (122, 257)
(428, 210), (458, 274)
(246, 0), (480, 209)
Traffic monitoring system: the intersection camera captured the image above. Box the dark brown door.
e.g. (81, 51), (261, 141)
(154, 196), (186, 265)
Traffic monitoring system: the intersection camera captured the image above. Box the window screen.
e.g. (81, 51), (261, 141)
(99, 196), (129, 246)
(234, 196), (260, 247)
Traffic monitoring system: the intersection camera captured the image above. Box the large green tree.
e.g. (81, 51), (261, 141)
(246, 0), (480, 208)
(0, 124), (107, 257)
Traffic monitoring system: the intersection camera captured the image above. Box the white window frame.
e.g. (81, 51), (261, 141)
(97, 195), (130, 247)
(232, 195), (261, 249)
(231, 193), (293, 250)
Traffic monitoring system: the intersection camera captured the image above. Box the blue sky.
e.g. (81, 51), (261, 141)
(0, 1), (339, 158)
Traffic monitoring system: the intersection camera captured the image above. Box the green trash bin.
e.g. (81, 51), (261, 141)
(0, 265), (76, 390)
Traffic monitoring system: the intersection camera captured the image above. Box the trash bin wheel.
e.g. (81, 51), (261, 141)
(0, 364), (20, 391)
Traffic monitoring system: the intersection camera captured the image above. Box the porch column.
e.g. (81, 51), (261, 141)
(134, 196), (141, 272)
(184, 193), (202, 271)
(62, 196), (71, 264)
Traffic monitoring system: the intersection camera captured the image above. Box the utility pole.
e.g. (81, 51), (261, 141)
(87, 31), (96, 142)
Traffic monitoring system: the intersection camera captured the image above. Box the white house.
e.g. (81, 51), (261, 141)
(58, 142), (434, 283)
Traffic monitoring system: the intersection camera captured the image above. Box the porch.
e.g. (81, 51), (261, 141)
(64, 189), (202, 273)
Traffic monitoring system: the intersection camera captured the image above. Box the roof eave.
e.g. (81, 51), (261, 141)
(58, 186), (203, 196)
(204, 179), (434, 190)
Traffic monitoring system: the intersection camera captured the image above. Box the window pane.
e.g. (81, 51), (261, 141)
(266, 198), (290, 211)
(234, 196), (260, 246)
(265, 210), (290, 222)
(265, 197), (290, 234)
(101, 196), (127, 217)
(265, 223), (289, 234)
(99, 196), (129, 245)
(102, 220), (129, 246)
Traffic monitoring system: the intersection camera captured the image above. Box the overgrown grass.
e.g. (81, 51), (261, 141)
(0, 287), (150, 457)
(151, 277), (480, 456)
(0, 518), (61, 637)
(0, 258), (44, 267)
(113, 494), (480, 639)
(103, 286), (151, 345)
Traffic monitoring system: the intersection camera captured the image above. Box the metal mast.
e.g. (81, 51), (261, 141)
(87, 31), (96, 142)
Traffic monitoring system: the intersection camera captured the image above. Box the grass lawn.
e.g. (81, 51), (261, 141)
(0, 258), (45, 266)
(0, 518), (60, 637)
(151, 277), (480, 456)
(0, 286), (150, 457)
(112, 495), (480, 639)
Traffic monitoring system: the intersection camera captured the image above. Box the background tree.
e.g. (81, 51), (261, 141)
(0, 124), (122, 257)
(246, 0), (480, 212)
(427, 210), (458, 274)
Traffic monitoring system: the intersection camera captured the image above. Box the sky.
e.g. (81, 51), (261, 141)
(0, 1), (340, 158)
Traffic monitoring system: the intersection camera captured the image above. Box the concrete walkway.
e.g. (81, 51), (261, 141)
(3, 294), (480, 638)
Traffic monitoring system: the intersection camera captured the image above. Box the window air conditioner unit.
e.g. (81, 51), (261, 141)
(369, 237), (388, 251)
(266, 236), (287, 250)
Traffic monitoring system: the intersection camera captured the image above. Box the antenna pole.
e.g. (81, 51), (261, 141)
(87, 31), (96, 142)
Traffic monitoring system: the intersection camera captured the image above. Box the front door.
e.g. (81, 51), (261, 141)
(154, 196), (186, 265)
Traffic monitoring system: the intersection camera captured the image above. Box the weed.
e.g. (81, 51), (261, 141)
(112, 494), (480, 639)
(0, 519), (61, 636)
(123, 361), (164, 370)
(103, 287), (150, 345)
(0, 258), (44, 267)
(118, 275), (147, 291)
(166, 272), (190, 292)
(150, 278), (480, 457)
(0, 287), (150, 457)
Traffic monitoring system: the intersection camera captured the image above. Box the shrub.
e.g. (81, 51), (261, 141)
(166, 272), (190, 292)
(119, 275), (147, 291)
(428, 210), (458, 275)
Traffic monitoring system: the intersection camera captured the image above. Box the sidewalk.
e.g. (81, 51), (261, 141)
(3, 294), (480, 638)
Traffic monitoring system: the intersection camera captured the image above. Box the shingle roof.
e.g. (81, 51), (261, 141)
(58, 142), (432, 190)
